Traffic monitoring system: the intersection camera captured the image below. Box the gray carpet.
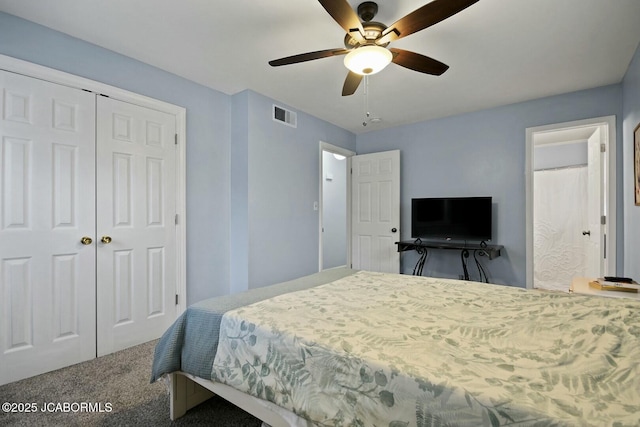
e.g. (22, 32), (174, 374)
(0, 340), (262, 426)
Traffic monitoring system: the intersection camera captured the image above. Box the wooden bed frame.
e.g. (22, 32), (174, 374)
(169, 372), (306, 426)
(160, 271), (640, 426)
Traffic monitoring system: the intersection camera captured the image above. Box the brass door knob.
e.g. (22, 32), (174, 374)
(101, 236), (112, 244)
(80, 236), (93, 245)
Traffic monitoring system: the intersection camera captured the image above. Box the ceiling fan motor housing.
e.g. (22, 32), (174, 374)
(344, 21), (388, 48)
(358, 1), (378, 22)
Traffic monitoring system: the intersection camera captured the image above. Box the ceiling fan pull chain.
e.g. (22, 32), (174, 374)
(363, 75), (370, 126)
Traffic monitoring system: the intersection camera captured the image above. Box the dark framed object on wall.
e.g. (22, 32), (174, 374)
(636, 122), (640, 206)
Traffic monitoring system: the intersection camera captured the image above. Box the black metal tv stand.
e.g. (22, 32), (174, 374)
(395, 239), (503, 282)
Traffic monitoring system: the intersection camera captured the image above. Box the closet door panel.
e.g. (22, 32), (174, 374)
(0, 70), (96, 386)
(96, 96), (177, 356)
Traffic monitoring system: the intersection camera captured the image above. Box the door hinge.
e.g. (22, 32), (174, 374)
(601, 215), (606, 225)
(600, 143), (606, 153)
(175, 294), (179, 305)
(175, 214), (179, 225)
(175, 134), (178, 145)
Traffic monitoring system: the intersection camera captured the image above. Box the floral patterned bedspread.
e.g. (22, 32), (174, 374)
(211, 271), (640, 427)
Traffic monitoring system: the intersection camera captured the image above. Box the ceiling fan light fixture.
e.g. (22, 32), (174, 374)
(343, 45), (392, 75)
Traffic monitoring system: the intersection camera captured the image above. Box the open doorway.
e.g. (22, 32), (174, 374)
(319, 142), (355, 271)
(525, 116), (617, 290)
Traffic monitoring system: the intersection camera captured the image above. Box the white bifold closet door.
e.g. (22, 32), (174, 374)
(96, 96), (177, 357)
(0, 70), (177, 385)
(0, 70), (97, 385)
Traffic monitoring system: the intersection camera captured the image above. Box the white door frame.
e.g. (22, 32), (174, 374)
(525, 116), (616, 289)
(0, 53), (187, 315)
(318, 141), (355, 271)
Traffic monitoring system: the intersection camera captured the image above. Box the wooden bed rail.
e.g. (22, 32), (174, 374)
(169, 372), (305, 426)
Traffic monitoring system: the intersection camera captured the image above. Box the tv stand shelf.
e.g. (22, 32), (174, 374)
(396, 240), (502, 260)
(395, 240), (503, 281)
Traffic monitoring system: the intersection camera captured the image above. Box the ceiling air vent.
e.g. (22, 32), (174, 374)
(273, 104), (297, 128)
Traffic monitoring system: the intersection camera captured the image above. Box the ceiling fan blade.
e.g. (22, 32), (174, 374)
(318, 0), (366, 44)
(269, 48), (350, 67)
(342, 71), (363, 96)
(390, 48), (449, 75)
(378, 0), (478, 44)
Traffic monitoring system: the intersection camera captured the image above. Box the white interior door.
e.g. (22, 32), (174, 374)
(0, 70), (96, 385)
(351, 150), (400, 273)
(96, 96), (177, 356)
(585, 128), (603, 278)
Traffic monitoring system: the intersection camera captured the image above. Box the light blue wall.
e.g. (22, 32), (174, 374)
(0, 12), (232, 305)
(0, 12), (356, 301)
(2, 11), (635, 297)
(356, 85), (624, 287)
(622, 41), (640, 280)
(244, 91), (355, 289)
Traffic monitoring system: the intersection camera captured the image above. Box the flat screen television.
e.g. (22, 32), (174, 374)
(411, 197), (492, 241)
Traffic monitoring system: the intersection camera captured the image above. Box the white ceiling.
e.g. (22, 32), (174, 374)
(1, 0), (639, 134)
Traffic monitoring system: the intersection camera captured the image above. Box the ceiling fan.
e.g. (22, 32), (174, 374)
(268, 0), (479, 96)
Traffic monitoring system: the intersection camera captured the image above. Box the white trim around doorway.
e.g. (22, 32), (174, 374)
(525, 115), (617, 289)
(318, 141), (356, 272)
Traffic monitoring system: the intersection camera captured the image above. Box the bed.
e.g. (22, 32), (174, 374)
(151, 268), (640, 426)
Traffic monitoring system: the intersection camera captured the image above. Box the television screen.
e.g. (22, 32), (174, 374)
(411, 197), (492, 241)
